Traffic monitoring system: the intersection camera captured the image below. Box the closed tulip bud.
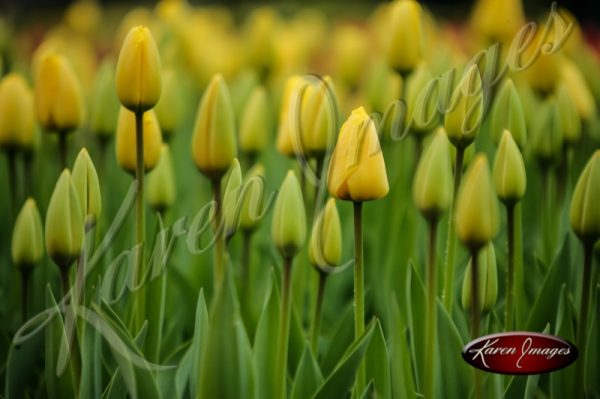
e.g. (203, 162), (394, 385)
(560, 59), (596, 120)
(0, 73), (35, 151)
(444, 65), (483, 149)
(147, 144), (175, 213)
(300, 76), (338, 157)
(332, 25), (369, 88)
(309, 198), (342, 268)
(413, 128), (453, 221)
(556, 84), (581, 145)
(116, 107), (163, 174)
(192, 74), (237, 180)
(240, 86), (272, 154)
(115, 26), (162, 112)
(45, 170), (84, 269)
(570, 151), (600, 244)
(365, 60), (402, 115)
(154, 68), (183, 139)
(244, 7), (280, 73)
(490, 79), (527, 148)
(456, 154), (499, 250)
(470, 0), (525, 43)
(222, 159), (243, 240)
(493, 130), (526, 205)
(90, 60), (119, 139)
(72, 148), (102, 229)
(12, 198), (44, 269)
(276, 75), (304, 157)
(34, 53), (84, 132)
(272, 170), (306, 258)
(523, 28), (560, 95)
(328, 107), (389, 202)
(386, 0), (424, 75)
(461, 243), (498, 315)
(240, 163), (266, 231)
(406, 63), (438, 136)
(531, 99), (562, 167)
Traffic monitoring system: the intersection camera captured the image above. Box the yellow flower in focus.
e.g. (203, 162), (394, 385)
(0, 73), (35, 151)
(386, 0), (425, 75)
(328, 107), (389, 202)
(116, 107), (163, 174)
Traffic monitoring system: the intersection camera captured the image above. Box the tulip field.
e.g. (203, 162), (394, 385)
(1, 0), (600, 398)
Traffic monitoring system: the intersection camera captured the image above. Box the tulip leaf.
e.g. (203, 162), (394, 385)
(80, 279), (104, 399)
(313, 319), (376, 399)
(359, 380), (375, 399)
(407, 262), (426, 392)
(320, 303), (354, 376)
(290, 346), (323, 399)
(585, 285), (600, 396)
(4, 328), (44, 398)
(365, 319), (391, 399)
(102, 369), (127, 399)
(551, 284), (576, 399)
(175, 344), (193, 399)
(389, 295), (416, 399)
(189, 289), (208, 396)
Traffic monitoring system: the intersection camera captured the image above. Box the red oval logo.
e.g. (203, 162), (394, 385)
(462, 332), (578, 375)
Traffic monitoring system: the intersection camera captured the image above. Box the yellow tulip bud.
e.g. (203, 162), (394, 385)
(559, 58), (596, 121)
(461, 242), (498, 315)
(0, 73), (35, 151)
(45, 170), (84, 269)
(406, 63), (439, 135)
(300, 76), (338, 157)
(556, 84), (581, 145)
(331, 25), (369, 88)
(240, 163), (266, 231)
(147, 144), (175, 214)
(386, 0), (425, 75)
(470, 0), (525, 43)
(456, 154), (499, 250)
(240, 86), (272, 154)
(493, 130), (526, 205)
(90, 60), (120, 139)
(12, 198), (44, 269)
(72, 148), (102, 228)
(115, 26), (162, 112)
(34, 53), (84, 132)
(570, 150), (600, 244)
(309, 198), (342, 268)
(328, 107), (389, 202)
(154, 68), (183, 139)
(531, 98), (562, 167)
(523, 27), (560, 95)
(244, 7), (280, 73)
(444, 65), (483, 149)
(116, 107), (163, 174)
(191, 74), (237, 180)
(222, 159), (243, 240)
(272, 170), (306, 258)
(413, 128), (453, 221)
(276, 75), (304, 157)
(65, 0), (102, 36)
(490, 79), (527, 148)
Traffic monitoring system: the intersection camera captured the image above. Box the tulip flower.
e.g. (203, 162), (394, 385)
(72, 148), (102, 230)
(222, 159), (243, 241)
(531, 98), (562, 168)
(115, 26), (162, 113)
(147, 144), (175, 214)
(116, 107), (163, 174)
(461, 243), (498, 315)
(300, 76), (338, 159)
(523, 27), (560, 96)
(90, 59), (120, 140)
(154, 68), (183, 140)
(365, 60), (402, 117)
(470, 0), (525, 43)
(239, 86), (272, 160)
(0, 73), (35, 152)
(386, 0), (424, 76)
(405, 63), (438, 138)
(490, 79), (527, 148)
(444, 65), (483, 149)
(556, 84), (582, 146)
(559, 59), (596, 121)
(276, 75), (304, 157)
(244, 7), (280, 78)
(271, 170), (306, 399)
(331, 25), (369, 89)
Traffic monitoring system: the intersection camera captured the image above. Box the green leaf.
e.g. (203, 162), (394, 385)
(551, 284), (576, 398)
(320, 304), (354, 377)
(585, 285), (600, 396)
(407, 262), (426, 392)
(175, 344), (193, 399)
(80, 278), (104, 399)
(389, 295), (416, 399)
(4, 328), (44, 398)
(365, 319), (391, 399)
(102, 369), (127, 399)
(190, 289), (209, 396)
(290, 346), (323, 399)
(234, 317), (255, 399)
(313, 319), (376, 399)
(253, 272), (279, 399)
(359, 380), (375, 399)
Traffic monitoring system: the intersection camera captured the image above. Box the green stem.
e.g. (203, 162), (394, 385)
(353, 201), (366, 395)
(275, 256), (293, 399)
(133, 111), (146, 330)
(58, 131), (68, 170)
(21, 269), (30, 324)
(514, 203), (524, 329)
(443, 146), (465, 314)
(311, 270), (327, 355)
(505, 203), (516, 331)
(7, 149), (18, 222)
(574, 243), (593, 399)
(60, 268), (71, 300)
(212, 179), (225, 290)
(470, 248), (482, 399)
(241, 230), (252, 301)
(424, 219), (438, 399)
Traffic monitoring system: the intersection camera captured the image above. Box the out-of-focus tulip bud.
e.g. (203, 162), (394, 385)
(386, 0), (424, 75)
(406, 63), (439, 136)
(72, 148), (101, 229)
(65, 0), (102, 36)
(559, 58), (596, 121)
(413, 128), (453, 221)
(570, 150), (600, 244)
(272, 170), (306, 258)
(147, 144), (175, 214)
(331, 25), (369, 88)
(300, 76), (338, 157)
(444, 65), (483, 149)
(34, 53), (84, 132)
(115, 26), (162, 112)
(240, 86), (272, 154)
(328, 107), (389, 202)
(470, 0), (525, 43)
(192, 74), (237, 180)
(12, 198), (44, 269)
(244, 7), (280, 75)
(45, 170), (84, 269)
(240, 163), (266, 231)
(154, 68), (183, 139)
(531, 98), (562, 167)
(116, 107), (163, 174)
(491, 79), (527, 148)
(523, 27), (560, 95)
(461, 242), (498, 315)
(90, 60), (120, 139)
(456, 154), (499, 250)
(222, 159), (243, 240)
(0, 74), (35, 151)
(493, 130), (526, 205)
(276, 75), (304, 157)
(309, 198), (342, 268)
(365, 60), (402, 115)
(556, 84), (582, 145)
